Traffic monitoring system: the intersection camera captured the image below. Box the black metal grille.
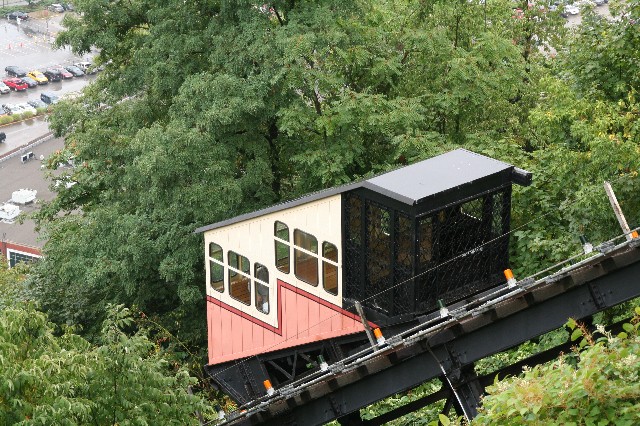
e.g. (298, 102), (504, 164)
(344, 193), (364, 302)
(343, 187), (511, 317)
(364, 200), (392, 313)
(416, 188), (511, 311)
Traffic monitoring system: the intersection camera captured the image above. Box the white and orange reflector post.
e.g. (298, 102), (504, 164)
(318, 355), (329, 372)
(373, 328), (386, 346)
(437, 299), (449, 318)
(579, 235), (593, 254)
(215, 405), (225, 420)
(504, 269), (517, 288)
(263, 379), (275, 397)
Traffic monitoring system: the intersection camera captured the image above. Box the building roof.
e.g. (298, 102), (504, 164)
(195, 149), (518, 234)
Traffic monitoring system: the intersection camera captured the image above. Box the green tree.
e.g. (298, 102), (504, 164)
(0, 302), (212, 425)
(36, 0), (540, 346)
(473, 309), (640, 425)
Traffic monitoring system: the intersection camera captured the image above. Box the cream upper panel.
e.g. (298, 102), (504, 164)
(204, 194), (343, 328)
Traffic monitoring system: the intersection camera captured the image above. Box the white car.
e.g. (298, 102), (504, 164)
(565, 4), (580, 15)
(16, 102), (37, 115)
(2, 104), (25, 115)
(74, 61), (97, 74)
(0, 82), (9, 95)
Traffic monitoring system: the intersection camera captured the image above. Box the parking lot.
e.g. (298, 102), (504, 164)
(1, 10), (96, 152)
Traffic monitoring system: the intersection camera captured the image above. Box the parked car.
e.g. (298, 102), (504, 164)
(27, 70), (48, 85)
(0, 132), (5, 143)
(20, 76), (38, 88)
(565, 4), (580, 14)
(74, 61), (98, 75)
(2, 104), (25, 115)
(49, 3), (65, 12)
(27, 99), (48, 109)
(0, 82), (9, 95)
(7, 11), (29, 20)
(5, 66), (27, 78)
(43, 68), (62, 82)
(3, 78), (28, 91)
(40, 92), (60, 105)
(64, 65), (85, 77)
(54, 66), (74, 79)
(63, 3), (74, 11)
(16, 102), (37, 115)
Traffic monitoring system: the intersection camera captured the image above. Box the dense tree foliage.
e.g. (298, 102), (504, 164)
(474, 308), (640, 426)
(0, 268), (211, 425)
(18, 0), (640, 422)
(33, 0), (559, 345)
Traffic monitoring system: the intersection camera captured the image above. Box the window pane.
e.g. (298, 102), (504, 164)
(323, 261), (338, 295)
(294, 229), (318, 253)
(275, 241), (290, 273)
(228, 251), (250, 274)
(295, 248), (318, 286)
(255, 263), (269, 284)
(229, 271), (251, 305)
(274, 221), (289, 241)
(255, 282), (270, 314)
(209, 260), (224, 292)
(209, 242), (223, 261)
(323, 242), (338, 262)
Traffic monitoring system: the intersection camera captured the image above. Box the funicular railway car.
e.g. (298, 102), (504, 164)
(196, 149), (532, 404)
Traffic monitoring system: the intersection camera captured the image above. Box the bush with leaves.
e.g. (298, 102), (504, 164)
(472, 307), (640, 425)
(0, 302), (213, 425)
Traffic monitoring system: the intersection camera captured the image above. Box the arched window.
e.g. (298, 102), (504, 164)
(274, 221), (290, 273)
(294, 229), (318, 286)
(322, 242), (338, 295)
(208, 242), (224, 293)
(254, 263), (270, 314)
(228, 251), (251, 305)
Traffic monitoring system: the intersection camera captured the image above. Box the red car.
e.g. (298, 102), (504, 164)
(54, 66), (74, 79)
(3, 78), (28, 91)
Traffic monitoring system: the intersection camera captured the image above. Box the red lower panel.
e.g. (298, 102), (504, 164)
(207, 279), (376, 365)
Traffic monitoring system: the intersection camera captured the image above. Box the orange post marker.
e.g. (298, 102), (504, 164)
(504, 269), (517, 288)
(263, 379), (275, 396)
(632, 231), (639, 239)
(373, 328), (386, 346)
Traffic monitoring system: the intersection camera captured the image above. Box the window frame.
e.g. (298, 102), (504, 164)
(293, 228), (319, 286)
(208, 242), (225, 293)
(228, 250), (252, 305)
(274, 221), (291, 274)
(322, 241), (339, 295)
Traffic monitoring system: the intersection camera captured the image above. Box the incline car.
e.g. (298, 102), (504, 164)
(196, 149), (533, 404)
(27, 70), (49, 85)
(3, 78), (28, 91)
